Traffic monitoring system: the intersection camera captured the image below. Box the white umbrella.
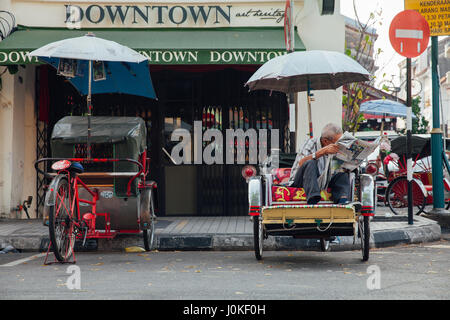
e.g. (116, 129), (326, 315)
(29, 33), (146, 63)
(246, 50), (371, 138)
(29, 33), (155, 158)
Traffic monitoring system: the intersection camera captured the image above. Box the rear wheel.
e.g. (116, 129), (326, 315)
(47, 178), (75, 262)
(253, 216), (263, 260)
(142, 189), (156, 251)
(320, 238), (330, 252)
(386, 176), (426, 215)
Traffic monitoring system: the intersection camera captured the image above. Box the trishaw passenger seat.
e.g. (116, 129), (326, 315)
(69, 162), (84, 174)
(271, 168), (333, 202)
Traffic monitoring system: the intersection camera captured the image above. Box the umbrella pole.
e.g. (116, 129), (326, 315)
(307, 80), (313, 138)
(87, 60), (92, 159)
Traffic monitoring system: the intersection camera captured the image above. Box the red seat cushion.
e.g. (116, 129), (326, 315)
(272, 168), (292, 185)
(272, 186), (332, 202)
(271, 168), (332, 202)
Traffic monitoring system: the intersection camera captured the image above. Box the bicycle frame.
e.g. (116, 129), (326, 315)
(36, 156), (148, 240)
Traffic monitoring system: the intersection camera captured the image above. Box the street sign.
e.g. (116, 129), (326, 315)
(389, 10), (430, 58)
(404, 0), (450, 36)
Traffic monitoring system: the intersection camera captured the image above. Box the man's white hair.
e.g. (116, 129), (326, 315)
(321, 123), (343, 140)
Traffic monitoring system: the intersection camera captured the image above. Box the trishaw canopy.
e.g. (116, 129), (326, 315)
(51, 116), (147, 159)
(50, 116), (147, 197)
(390, 136), (431, 161)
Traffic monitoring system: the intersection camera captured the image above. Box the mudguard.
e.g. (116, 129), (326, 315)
(138, 188), (153, 229)
(44, 174), (68, 207)
(248, 176), (263, 216)
(411, 177), (428, 197)
(360, 174), (375, 216)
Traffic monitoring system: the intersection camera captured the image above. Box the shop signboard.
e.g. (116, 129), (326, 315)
(15, 3), (288, 29)
(0, 2), (301, 64)
(0, 49), (289, 65)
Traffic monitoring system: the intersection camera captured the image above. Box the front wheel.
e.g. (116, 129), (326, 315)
(47, 177), (76, 262)
(253, 216), (263, 260)
(359, 215), (370, 262)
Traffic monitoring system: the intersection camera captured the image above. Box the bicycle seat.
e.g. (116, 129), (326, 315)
(69, 162), (84, 174)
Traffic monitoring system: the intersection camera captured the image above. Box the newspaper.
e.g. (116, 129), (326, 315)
(332, 132), (380, 171)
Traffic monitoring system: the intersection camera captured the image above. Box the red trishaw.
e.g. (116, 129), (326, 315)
(367, 135), (450, 215)
(35, 116), (157, 263)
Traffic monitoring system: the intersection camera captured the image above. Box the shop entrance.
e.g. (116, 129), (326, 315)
(151, 66), (289, 216)
(36, 65), (289, 218)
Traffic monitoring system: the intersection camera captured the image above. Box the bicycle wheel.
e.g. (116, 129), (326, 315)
(142, 189), (156, 251)
(47, 177), (76, 262)
(320, 238), (330, 252)
(358, 215), (370, 262)
(420, 195), (450, 214)
(253, 215), (263, 261)
(386, 176), (426, 215)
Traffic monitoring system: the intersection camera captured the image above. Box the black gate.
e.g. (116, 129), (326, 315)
(154, 67), (289, 216)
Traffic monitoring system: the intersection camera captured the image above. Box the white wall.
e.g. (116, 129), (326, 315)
(0, 65), (36, 219)
(0, 71), (14, 218)
(295, 0), (345, 150)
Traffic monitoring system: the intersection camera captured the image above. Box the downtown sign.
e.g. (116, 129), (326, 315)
(0, 2), (295, 65)
(64, 4), (286, 27)
(0, 47), (289, 65)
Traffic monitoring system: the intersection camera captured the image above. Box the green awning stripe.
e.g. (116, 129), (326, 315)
(0, 25), (305, 65)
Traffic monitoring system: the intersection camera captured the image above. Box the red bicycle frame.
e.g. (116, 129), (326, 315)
(35, 156), (148, 240)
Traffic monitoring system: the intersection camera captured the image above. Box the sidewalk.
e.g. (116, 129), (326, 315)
(0, 207), (443, 253)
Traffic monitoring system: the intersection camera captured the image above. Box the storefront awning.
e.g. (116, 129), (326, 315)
(0, 25), (305, 65)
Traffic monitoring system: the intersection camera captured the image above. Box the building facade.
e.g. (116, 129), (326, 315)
(0, 0), (345, 219)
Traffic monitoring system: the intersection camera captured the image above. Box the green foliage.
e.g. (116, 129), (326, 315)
(399, 96), (429, 134)
(411, 96), (429, 134)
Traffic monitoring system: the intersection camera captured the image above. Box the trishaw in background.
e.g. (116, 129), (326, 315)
(381, 135), (450, 215)
(243, 153), (376, 262)
(35, 116), (157, 263)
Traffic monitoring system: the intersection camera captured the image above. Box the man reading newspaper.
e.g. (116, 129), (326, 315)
(287, 123), (377, 205)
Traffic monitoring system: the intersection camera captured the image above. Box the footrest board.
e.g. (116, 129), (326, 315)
(262, 204), (356, 225)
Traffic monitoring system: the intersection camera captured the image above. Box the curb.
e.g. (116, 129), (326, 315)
(0, 219), (443, 253)
(95, 222), (442, 252)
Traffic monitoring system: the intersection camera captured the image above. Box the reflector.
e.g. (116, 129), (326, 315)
(242, 165), (256, 180)
(51, 160), (72, 171)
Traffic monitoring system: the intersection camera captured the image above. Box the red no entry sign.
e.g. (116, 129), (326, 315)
(389, 10), (430, 58)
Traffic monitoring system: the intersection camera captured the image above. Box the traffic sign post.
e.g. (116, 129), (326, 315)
(403, 2), (450, 224)
(389, 10), (430, 225)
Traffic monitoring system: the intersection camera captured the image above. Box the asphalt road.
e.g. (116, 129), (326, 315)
(1, 240), (449, 301)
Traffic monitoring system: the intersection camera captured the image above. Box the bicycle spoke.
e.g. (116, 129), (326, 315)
(56, 191), (70, 217)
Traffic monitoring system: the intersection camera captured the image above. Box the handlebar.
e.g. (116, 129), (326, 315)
(34, 157), (145, 179)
